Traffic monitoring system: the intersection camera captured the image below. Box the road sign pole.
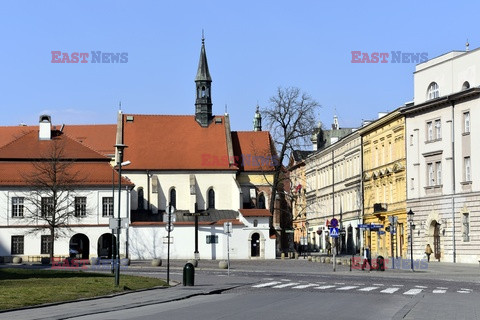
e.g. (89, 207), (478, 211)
(227, 232), (230, 276)
(167, 209), (171, 286)
(333, 237), (337, 272)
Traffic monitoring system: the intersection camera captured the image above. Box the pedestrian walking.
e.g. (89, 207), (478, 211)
(326, 240), (332, 256)
(361, 246), (372, 271)
(425, 244), (433, 262)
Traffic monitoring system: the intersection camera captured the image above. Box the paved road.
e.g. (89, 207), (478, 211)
(1, 258), (480, 319)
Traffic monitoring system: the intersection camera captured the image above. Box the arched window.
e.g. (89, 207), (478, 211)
(258, 193), (266, 209)
(208, 188), (215, 209)
(201, 86), (206, 98)
(169, 188), (176, 208)
(137, 188), (144, 210)
(462, 81), (470, 90)
(427, 82), (439, 100)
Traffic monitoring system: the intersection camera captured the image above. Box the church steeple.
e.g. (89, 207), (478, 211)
(253, 105), (262, 131)
(195, 34), (213, 127)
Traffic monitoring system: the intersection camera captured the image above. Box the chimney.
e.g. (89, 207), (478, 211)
(39, 115), (52, 140)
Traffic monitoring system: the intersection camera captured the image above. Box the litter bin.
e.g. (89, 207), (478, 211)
(183, 262), (195, 286)
(376, 255), (385, 271)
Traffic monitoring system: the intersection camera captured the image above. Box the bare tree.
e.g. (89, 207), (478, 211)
(262, 86), (320, 216)
(21, 140), (87, 260)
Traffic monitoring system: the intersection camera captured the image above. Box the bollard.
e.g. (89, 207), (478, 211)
(376, 255), (385, 271)
(183, 262), (195, 286)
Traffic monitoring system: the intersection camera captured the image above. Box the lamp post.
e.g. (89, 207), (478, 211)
(407, 209), (415, 271)
(114, 144), (128, 287)
(305, 220), (310, 254)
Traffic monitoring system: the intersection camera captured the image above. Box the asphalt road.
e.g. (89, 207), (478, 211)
(70, 263), (480, 320)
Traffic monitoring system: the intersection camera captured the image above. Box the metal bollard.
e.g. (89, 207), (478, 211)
(183, 262), (195, 286)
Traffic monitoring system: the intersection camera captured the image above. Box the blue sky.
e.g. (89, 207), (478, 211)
(1, 1), (479, 132)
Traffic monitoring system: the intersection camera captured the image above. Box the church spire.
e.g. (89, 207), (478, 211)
(195, 34), (213, 127)
(253, 105), (262, 131)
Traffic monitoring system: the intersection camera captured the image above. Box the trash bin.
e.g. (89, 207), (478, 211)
(376, 255), (385, 271)
(183, 262), (195, 286)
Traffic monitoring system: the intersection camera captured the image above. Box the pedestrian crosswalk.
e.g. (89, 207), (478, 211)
(251, 280), (473, 295)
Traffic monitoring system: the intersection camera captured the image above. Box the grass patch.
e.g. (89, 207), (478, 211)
(0, 268), (167, 310)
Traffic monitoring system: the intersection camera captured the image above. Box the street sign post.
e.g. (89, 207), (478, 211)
(329, 227), (339, 238)
(166, 205), (175, 286)
(224, 222), (232, 276)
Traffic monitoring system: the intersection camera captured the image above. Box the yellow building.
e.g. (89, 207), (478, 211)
(358, 108), (408, 258)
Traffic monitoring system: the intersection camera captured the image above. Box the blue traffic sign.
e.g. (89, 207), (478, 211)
(329, 227), (339, 238)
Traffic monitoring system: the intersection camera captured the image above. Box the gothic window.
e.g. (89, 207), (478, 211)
(258, 193), (266, 209)
(138, 188), (144, 210)
(208, 188), (215, 209)
(201, 86), (206, 98)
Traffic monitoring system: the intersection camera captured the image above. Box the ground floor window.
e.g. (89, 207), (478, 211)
(11, 236), (24, 254)
(41, 235), (52, 254)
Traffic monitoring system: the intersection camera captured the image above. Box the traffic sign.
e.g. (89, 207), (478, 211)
(224, 222), (233, 234)
(166, 205), (175, 214)
(330, 218), (339, 228)
(165, 224), (174, 232)
(329, 227), (339, 238)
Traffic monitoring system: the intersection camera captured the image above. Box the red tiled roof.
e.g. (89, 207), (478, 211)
(0, 162), (133, 187)
(231, 131), (277, 172)
(0, 131), (108, 160)
(0, 124), (116, 157)
(239, 209), (272, 217)
(121, 114), (235, 170)
(0, 126), (34, 148)
(62, 124), (116, 157)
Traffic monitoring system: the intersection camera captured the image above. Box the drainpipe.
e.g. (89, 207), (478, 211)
(147, 170), (151, 212)
(450, 100), (456, 263)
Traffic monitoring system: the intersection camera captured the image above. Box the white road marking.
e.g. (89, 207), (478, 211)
(433, 289), (446, 293)
(415, 285), (428, 288)
(381, 287), (400, 294)
(458, 290), (471, 293)
(372, 283), (384, 286)
(336, 286), (359, 291)
(392, 284), (404, 287)
(334, 282), (345, 285)
(280, 279), (291, 281)
(292, 283), (318, 289)
(436, 287), (448, 290)
(252, 281), (281, 288)
(404, 288), (423, 295)
(272, 282), (300, 288)
(315, 285), (336, 290)
(358, 287), (380, 292)
(460, 288), (472, 291)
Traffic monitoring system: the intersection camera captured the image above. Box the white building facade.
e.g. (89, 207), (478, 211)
(406, 47), (480, 263)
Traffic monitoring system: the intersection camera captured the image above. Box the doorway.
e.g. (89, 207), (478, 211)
(69, 234), (90, 259)
(97, 233), (116, 259)
(251, 233), (260, 257)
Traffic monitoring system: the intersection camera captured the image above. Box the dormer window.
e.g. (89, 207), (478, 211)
(462, 81), (470, 90)
(427, 82), (439, 100)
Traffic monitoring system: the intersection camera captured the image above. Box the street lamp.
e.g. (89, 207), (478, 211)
(305, 220), (310, 254)
(407, 209), (415, 271)
(114, 144), (129, 287)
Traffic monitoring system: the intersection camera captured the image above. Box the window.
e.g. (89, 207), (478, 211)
(462, 212), (470, 242)
(11, 236), (24, 254)
(464, 157), (471, 181)
(409, 134), (413, 146)
(169, 188), (176, 208)
(435, 120), (441, 139)
(208, 188), (215, 209)
(137, 188), (144, 210)
(462, 81), (470, 90)
(41, 197), (54, 217)
(206, 235), (218, 244)
(427, 163), (434, 186)
(427, 82), (439, 100)
(464, 111), (470, 134)
(12, 197), (24, 218)
(41, 235), (52, 254)
(253, 219), (258, 227)
(74, 197), (86, 217)
(102, 197), (114, 217)
(435, 162), (442, 185)
(427, 122), (433, 141)
(258, 193), (266, 209)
